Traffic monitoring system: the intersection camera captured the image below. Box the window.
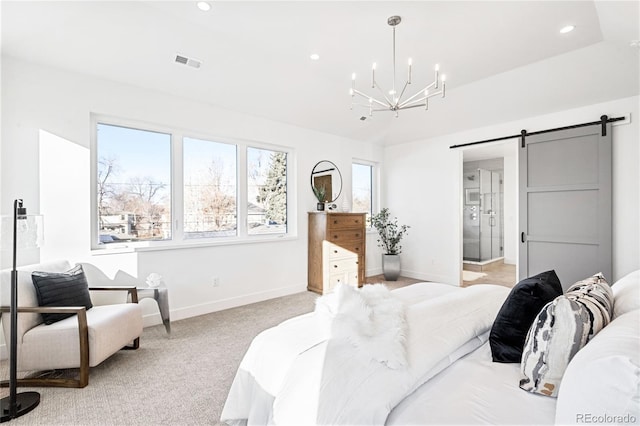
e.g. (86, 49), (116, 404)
(96, 123), (172, 244)
(352, 162), (374, 222)
(247, 147), (287, 235)
(93, 117), (292, 248)
(183, 137), (237, 238)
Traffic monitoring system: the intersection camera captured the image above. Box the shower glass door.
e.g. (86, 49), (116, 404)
(479, 169), (502, 261)
(463, 168), (503, 262)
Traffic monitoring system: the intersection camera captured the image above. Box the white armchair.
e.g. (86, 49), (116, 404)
(0, 260), (143, 388)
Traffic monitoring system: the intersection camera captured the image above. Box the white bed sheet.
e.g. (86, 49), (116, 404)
(387, 341), (557, 425)
(221, 282), (512, 425)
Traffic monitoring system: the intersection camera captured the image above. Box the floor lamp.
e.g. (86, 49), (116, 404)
(0, 200), (42, 423)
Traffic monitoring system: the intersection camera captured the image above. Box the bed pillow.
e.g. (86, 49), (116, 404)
(489, 270), (562, 363)
(555, 309), (640, 424)
(31, 264), (93, 325)
(520, 273), (613, 397)
(612, 269), (640, 319)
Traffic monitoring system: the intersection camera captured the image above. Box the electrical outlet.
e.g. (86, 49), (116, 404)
(212, 277), (220, 287)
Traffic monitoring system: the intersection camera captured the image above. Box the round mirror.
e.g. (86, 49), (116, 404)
(310, 160), (342, 203)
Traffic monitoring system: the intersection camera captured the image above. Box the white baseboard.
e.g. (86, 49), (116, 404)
(166, 284), (305, 323)
(366, 267), (383, 278)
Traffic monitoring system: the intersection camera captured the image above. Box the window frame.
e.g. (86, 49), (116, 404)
(351, 159), (378, 229)
(90, 114), (296, 252)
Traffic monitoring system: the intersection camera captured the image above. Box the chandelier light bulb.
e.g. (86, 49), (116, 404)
(352, 73), (356, 80)
(560, 25), (575, 34)
(441, 74), (447, 82)
(196, 1), (211, 11)
(435, 64), (440, 71)
(372, 63), (376, 88)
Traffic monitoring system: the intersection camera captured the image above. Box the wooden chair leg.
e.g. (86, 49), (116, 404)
(0, 309), (90, 389)
(122, 337), (140, 350)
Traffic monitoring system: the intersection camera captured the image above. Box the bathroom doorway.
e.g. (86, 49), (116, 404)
(463, 160), (504, 262)
(461, 145), (517, 287)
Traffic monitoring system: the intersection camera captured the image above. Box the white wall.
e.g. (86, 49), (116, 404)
(0, 57), (383, 326)
(385, 95), (639, 286)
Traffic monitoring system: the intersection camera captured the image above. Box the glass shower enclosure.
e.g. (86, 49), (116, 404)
(463, 168), (503, 262)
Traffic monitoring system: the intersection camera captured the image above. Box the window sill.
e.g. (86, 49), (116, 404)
(91, 234), (298, 255)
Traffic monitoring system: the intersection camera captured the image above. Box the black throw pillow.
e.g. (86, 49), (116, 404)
(32, 264), (93, 325)
(489, 270), (562, 363)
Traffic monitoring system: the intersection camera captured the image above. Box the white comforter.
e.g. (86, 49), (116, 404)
(221, 283), (509, 426)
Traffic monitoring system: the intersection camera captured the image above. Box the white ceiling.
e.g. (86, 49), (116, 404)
(2, 1), (639, 145)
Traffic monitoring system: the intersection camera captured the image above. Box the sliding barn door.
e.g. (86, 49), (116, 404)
(519, 124), (612, 290)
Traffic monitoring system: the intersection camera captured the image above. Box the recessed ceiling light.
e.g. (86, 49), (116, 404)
(310, 54), (320, 61)
(197, 2), (211, 11)
(560, 25), (575, 34)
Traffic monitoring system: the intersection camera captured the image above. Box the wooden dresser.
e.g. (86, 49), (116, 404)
(308, 212), (366, 294)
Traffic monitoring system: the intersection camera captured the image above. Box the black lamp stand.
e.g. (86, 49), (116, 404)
(0, 199), (40, 422)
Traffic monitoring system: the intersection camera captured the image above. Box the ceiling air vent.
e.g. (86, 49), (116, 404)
(174, 54), (202, 69)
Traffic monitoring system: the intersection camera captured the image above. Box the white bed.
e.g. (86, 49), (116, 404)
(221, 270), (640, 426)
(387, 341), (557, 425)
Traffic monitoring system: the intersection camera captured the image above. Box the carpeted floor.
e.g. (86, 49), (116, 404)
(1, 291), (316, 425)
(1, 278), (420, 425)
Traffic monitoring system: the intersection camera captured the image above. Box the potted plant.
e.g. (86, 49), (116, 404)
(370, 208), (410, 281)
(312, 185), (327, 211)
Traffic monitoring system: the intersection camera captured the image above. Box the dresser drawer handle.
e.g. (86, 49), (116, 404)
(334, 220), (338, 224)
(354, 247), (359, 251)
(355, 234), (360, 237)
(333, 250), (338, 254)
(334, 265), (338, 268)
(334, 235), (338, 239)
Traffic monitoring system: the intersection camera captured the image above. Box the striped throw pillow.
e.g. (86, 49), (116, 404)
(519, 273), (614, 397)
(32, 264), (93, 325)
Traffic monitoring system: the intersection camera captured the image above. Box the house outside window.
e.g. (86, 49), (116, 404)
(92, 117), (292, 248)
(96, 123), (172, 244)
(352, 162), (375, 224)
(183, 137), (237, 239)
(247, 147), (288, 235)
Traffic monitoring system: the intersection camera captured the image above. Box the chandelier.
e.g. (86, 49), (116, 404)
(350, 15), (446, 118)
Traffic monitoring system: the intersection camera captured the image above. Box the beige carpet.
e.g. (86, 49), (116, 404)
(1, 279), (421, 425)
(0, 291), (317, 425)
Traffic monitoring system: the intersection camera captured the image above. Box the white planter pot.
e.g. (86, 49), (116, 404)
(382, 254), (401, 281)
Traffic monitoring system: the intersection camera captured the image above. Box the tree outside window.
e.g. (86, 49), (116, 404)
(352, 162), (373, 222)
(248, 147), (287, 235)
(94, 119), (292, 246)
(96, 123), (171, 244)
(183, 137), (237, 238)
